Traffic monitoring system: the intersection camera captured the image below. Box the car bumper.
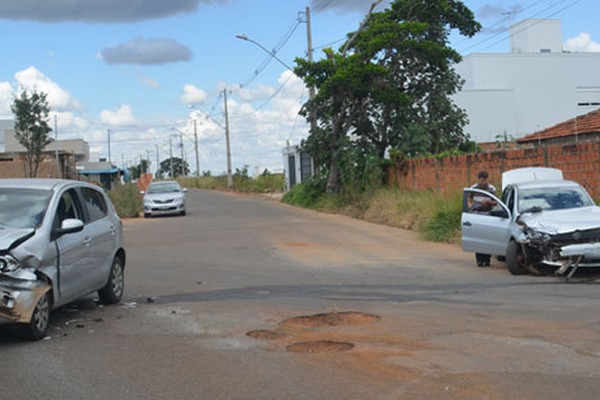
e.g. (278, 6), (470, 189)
(557, 242), (600, 267)
(0, 277), (51, 324)
(144, 203), (185, 216)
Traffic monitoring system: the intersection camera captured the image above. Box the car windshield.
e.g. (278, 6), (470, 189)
(518, 186), (594, 213)
(147, 183), (181, 194)
(0, 188), (52, 229)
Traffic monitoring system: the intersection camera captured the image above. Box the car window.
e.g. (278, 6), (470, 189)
(54, 189), (84, 228)
(518, 186), (593, 212)
(147, 183), (181, 194)
(80, 187), (108, 222)
(0, 188), (51, 229)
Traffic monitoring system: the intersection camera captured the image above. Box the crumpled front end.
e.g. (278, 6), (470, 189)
(0, 270), (51, 324)
(520, 225), (600, 277)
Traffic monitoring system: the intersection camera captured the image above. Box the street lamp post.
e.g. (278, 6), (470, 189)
(235, 34), (294, 72)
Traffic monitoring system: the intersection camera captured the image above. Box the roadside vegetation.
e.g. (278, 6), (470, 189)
(107, 183), (143, 218)
(282, 178), (463, 243)
(178, 167), (284, 193)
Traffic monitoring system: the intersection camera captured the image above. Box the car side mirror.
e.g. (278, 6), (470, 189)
(60, 218), (84, 234)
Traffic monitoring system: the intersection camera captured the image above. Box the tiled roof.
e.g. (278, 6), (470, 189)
(517, 107), (600, 143)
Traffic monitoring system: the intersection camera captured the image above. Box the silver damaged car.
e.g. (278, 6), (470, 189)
(0, 179), (125, 340)
(462, 167), (600, 279)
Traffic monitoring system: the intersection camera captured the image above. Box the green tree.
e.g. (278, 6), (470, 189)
(11, 90), (53, 177)
(295, 0), (480, 194)
(129, 159), (151, 180)
(157, 157), (189, 178)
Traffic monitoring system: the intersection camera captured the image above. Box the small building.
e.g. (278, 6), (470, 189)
(282, 144), (313, 191)
(0, 119), (89, 179)
(77, 161), (129, 190)
(517, 107), (600, 146)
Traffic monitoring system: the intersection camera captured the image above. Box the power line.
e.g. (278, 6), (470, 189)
(459, 0), (584, 54)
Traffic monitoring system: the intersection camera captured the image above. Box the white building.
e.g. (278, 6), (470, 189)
(453, 19), (600, 143)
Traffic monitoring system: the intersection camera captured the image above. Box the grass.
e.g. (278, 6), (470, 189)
(283, 184), (463, 243)
(107, 183), (143, 218)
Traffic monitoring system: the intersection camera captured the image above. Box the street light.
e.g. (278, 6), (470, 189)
(235, 34), (294, 72)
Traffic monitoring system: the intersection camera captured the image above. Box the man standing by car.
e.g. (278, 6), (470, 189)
(468, 171), (497, 266)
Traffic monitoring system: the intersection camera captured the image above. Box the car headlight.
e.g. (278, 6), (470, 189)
(0, 255), (21, 273)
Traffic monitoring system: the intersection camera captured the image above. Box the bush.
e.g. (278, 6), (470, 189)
(108, 183), (143, 218)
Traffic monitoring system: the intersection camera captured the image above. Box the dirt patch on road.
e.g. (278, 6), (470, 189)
(280, 311), (381, 330)
(287, 340), (355, 353)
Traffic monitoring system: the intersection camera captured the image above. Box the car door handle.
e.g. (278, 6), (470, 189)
(84, 237), (92, 246)
(463, 221), (472, 227)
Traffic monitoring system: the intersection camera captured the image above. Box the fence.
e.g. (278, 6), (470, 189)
(388, 141), (600, 198)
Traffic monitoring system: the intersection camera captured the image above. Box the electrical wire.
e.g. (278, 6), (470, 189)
(459, 0), (584, 54)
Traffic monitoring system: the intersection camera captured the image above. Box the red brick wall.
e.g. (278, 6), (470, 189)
(389, 142), (600, 198)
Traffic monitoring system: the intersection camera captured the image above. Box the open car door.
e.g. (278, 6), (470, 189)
(461, 188), (512, 257)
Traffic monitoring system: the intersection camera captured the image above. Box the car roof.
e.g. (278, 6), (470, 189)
(149, 180), (180, 185)
(0, 178), (89, 191)
(510, 179), (583, 190)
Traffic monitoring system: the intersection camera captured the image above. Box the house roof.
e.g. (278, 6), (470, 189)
(517, 107), (600, 143)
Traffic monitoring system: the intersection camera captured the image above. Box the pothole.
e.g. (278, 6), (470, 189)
(280, 311), (380, 329)
(287, 340), (355, 353)
(246, 330), (287, 340)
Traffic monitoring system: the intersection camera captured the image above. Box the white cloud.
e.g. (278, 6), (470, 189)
(180, 84), (208, 105)
(15, 66), (82, 111)
(0, 81), (13, 117)
(564, 33), (600, 52)
(237, 84), (275, 102)
(100, 104), (136, 126)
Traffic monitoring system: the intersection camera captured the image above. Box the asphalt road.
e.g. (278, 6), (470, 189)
(1, 188), (599, 400)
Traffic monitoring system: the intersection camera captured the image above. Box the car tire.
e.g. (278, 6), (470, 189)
(21, 290), (51, 341)
(99, 256), (125, 304)
(144, 213), (150, 218)
(180, 209), (186, 216)
(506, 240), (528, 275)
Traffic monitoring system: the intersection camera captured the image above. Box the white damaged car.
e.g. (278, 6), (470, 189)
(462, 167), (600, 279)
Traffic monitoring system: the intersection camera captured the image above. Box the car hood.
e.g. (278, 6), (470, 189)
(519, 206), (600, 234)
(0, 228), (35, 252)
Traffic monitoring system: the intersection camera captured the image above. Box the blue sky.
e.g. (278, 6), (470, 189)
(0, 0), (598, 176)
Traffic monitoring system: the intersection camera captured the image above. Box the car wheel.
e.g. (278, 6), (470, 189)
(180, 209), (186, 216)
(99, 256), (125, 304)
(22, 290), (51, 341)
(506, 240), (528, 275)
(144, 213), (150, 218)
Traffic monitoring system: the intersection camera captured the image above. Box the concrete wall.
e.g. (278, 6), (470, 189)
(388, 141), (600, 198)
(454, 52), (600, 143)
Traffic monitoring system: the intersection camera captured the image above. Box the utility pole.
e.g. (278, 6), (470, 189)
(179, 130), (185, 176)
(107, 128), (112, 164)
(146, 150), (151, 176)
(224, 89), (233, 190)
(169, 136), (174, 178)
(155, 144), (160, 178)
(194, 119), (200, 177)
(306, 7), (315, 101)
(54, 114), (61, 179)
